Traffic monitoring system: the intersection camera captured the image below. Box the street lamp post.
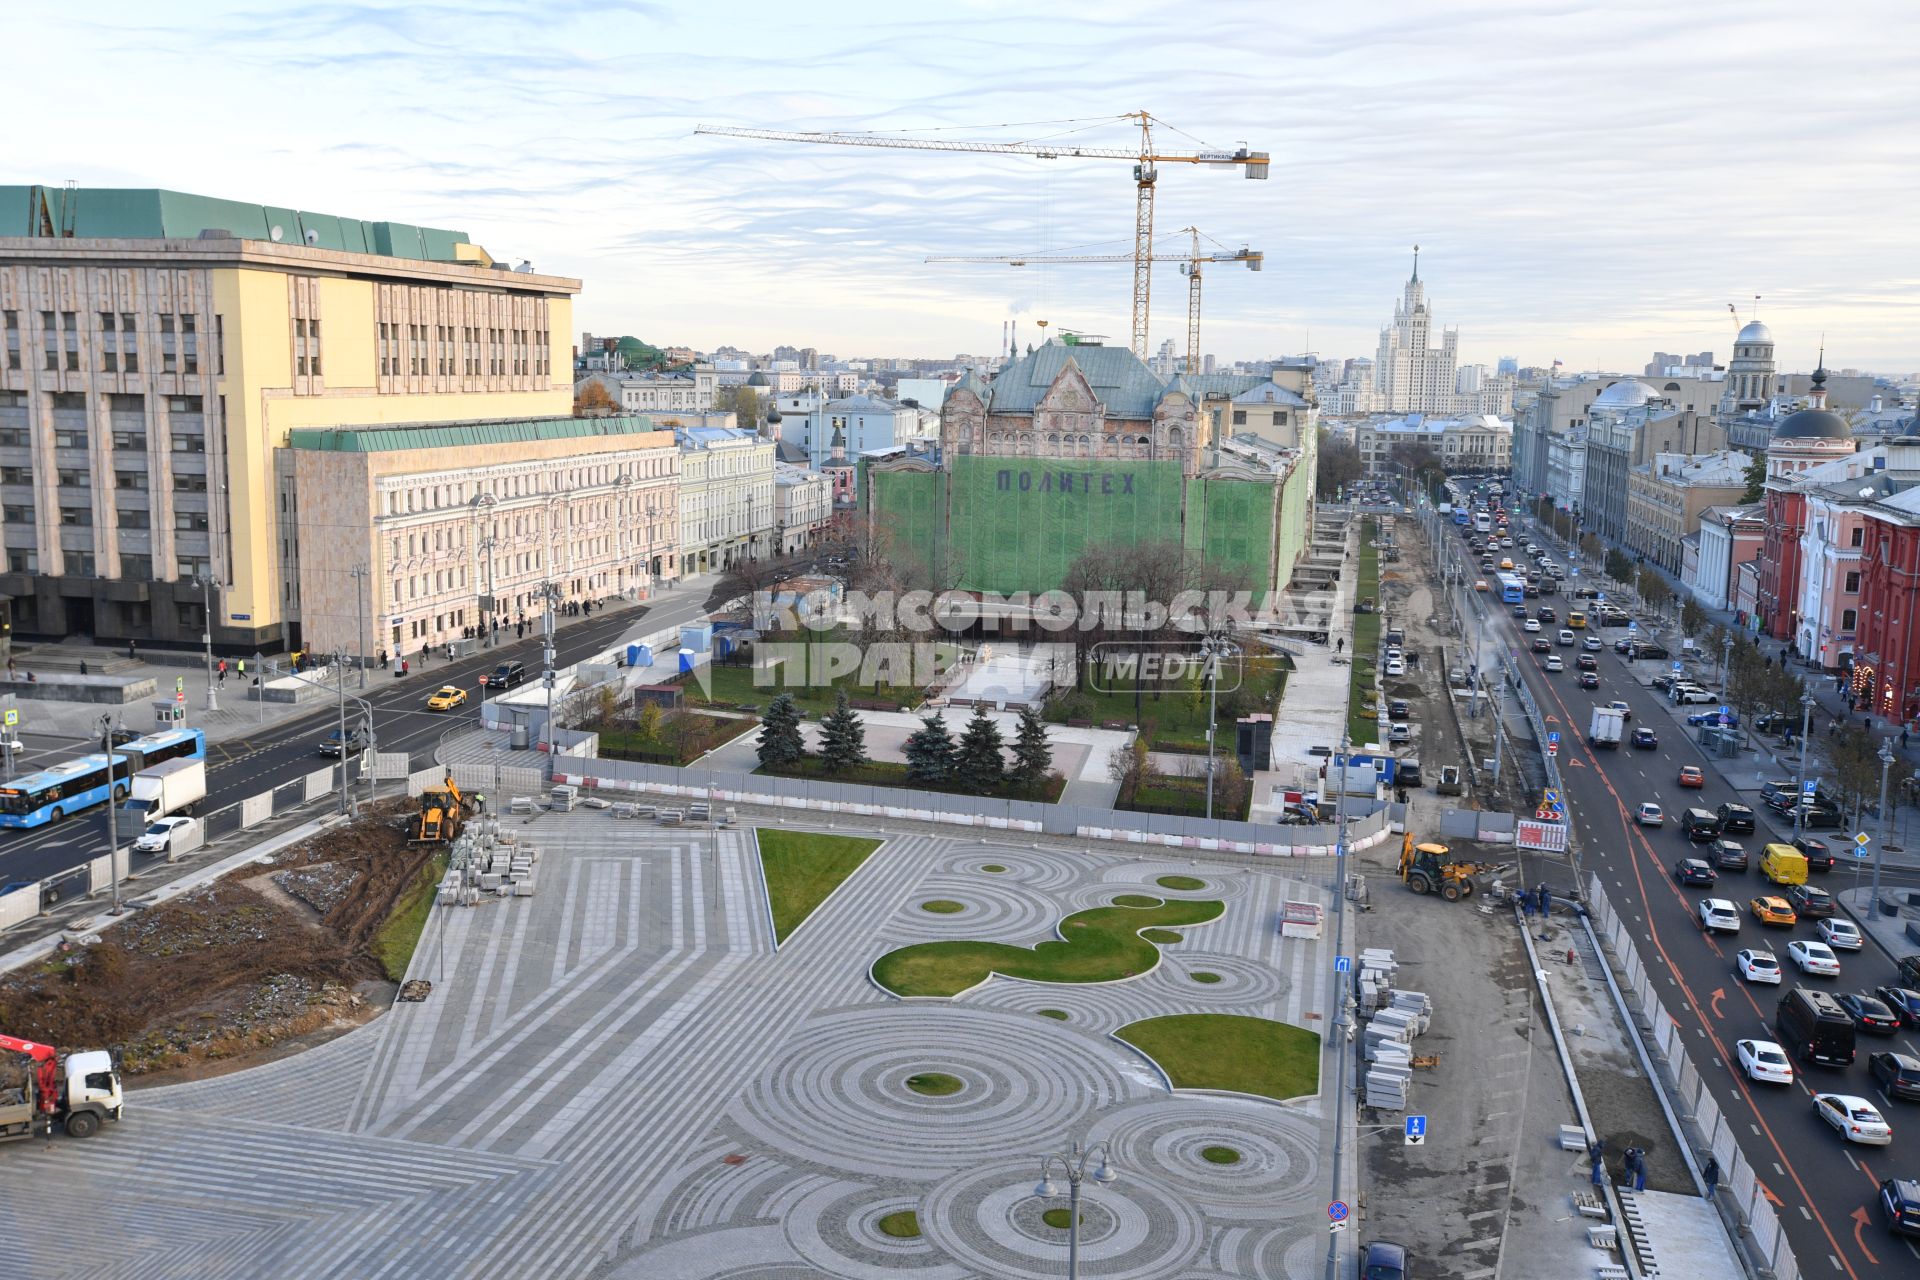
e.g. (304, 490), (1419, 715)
(1202, 632), (1235, 820)
(1033, 1139), (1117, 1280)
(350, 564), (370, 689)
(1793, 691), (1816, 840)
(470, 492), (499, 649)
(1871, 737), (1896, 915)
(194, 577), (218, 712)
(1324, 726), (1353, 1280)
(99, 715), (123, 916)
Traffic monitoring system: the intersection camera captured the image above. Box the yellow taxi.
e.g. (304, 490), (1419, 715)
(1567, 611), (1587, 629)
(426, 685), (468, 711)
(1749, 895), (1797, 928)
(1499, 558), (1515, 571)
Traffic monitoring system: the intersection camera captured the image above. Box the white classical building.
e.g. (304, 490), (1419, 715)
(675, 427), (775, 573)
(773, 462), (832, 555)
(1374, 250), (1461, 414)
(1688, 503), (1765, 612)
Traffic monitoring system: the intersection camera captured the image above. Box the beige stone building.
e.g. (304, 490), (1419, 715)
(676, 427), (775, 573)
(773, 462), (831, 555)
(285, 417), (679, 660)
(1625, 450), (1751, 575)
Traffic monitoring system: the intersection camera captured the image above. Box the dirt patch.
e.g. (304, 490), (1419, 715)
(0, 800), (441, 1077)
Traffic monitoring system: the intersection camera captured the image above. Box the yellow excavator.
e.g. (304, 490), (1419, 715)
(414, 777), (464, 844)
(1397, 832), (1512, 902)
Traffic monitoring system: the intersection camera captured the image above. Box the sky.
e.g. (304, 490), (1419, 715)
(14, 0), (1920, 374)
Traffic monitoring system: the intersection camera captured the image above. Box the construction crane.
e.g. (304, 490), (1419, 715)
(926, 228), (1261, 374)
(694, 113), (1268, 359)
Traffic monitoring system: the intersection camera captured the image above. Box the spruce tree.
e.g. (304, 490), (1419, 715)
(903, 713), (957, 786)
(817, 690), (869, 775)
(954, 704), (1006, 792)
(756, 693), (806, 771)
(1010, 705), (1054, 794)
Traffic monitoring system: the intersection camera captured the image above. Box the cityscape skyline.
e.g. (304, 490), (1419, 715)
(14, 1), (1920, 373)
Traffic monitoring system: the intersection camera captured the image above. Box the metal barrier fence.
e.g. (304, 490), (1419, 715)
(1584, 874), (1799, 1280)
(543, 754), (1394, 857)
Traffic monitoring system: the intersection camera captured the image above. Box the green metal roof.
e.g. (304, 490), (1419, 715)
(1, 185), (470, 261)
(287, 416), (659, 453)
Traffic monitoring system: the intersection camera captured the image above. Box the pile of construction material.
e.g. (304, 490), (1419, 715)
(1356, 949), (1434, 1110)
(437, 819), (542, 904)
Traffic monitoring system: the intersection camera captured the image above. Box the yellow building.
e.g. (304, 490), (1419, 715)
(0, 185), (577, 652)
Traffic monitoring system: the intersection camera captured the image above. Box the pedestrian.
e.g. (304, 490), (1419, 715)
(1702, 1156), (1720, 1198)
(1538, 884), (1553, 917)
(1521, 893), (1533, 921)
(79, 660), (88, 676)
(377, 647), (386, 668)
(127, 639), (137, 662)
(1336, 637), (1344, 654)
(4, 658), (13, 680)
(1903, 729), (1910, 750)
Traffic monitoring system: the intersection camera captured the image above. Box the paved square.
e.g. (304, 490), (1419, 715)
(0, 814), (1338, 1279)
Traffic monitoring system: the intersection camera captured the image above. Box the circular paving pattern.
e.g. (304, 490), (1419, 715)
(1158, 953), (1288, 1006)
(731, 1006), (1137, 1180)
(1085, 1099), (1324, 1217)
(784, 1182), (968, 1279)
(886, 878), (1057, 940)
(919, 1158), (1205, 1280)
(937, 848), (1085, 892)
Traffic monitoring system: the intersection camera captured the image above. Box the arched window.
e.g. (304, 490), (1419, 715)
(1167, 426), (1183, 450)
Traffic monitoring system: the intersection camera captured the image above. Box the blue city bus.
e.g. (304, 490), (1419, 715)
(0, 728), (205, 829)
(1453, 506), (1470, 526)
(1496, 572), (1527, 604)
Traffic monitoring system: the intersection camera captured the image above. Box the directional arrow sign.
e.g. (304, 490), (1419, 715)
(1405, 1114), (1428, 1146)
(1334, 956), (1351, 973)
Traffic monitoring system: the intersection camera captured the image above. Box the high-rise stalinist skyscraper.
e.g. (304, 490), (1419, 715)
(1375, 246), (1461, 414)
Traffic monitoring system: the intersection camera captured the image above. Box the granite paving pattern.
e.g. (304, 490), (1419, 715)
(0, 815), (1339, 1278)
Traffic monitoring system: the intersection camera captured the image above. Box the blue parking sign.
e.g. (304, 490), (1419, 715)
(1628, 621), (1637, 632)
(1803, 779), (1818, 796)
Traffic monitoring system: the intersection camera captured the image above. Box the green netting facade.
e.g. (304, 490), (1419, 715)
(867, 464), (946, 566)
(1187, 476), (1275, 596)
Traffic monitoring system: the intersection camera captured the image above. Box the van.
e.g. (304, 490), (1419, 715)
(1760, 844), (1808, 885)
(1567, 611), (1587, 629)
(1681, 807), (1722, 842)
(1777, 987), (1856, 1066)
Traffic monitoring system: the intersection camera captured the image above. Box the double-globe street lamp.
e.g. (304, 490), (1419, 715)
(1033, 1140), (1117, 1279)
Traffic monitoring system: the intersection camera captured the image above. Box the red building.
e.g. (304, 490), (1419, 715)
(1756, 486), (1807, 641)
(1853, 485), (1920, 728)
(1751, 367), (1861, 640)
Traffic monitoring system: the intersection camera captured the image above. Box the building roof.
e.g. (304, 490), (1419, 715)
(287, 415), (658, 453)
(1644, 450), (1750, 486)
(1229, 382), (1310, 408)
(1772, 369), (1853, 442)
(1, 184), (472, 261)
(1592, 379), (1658, 409)
(1700, 502), (1766, 527)
(676, 426), (763, 450)
(1736, 320), (1774, 345)
(745, 371), (770, 387)
(823, 394), (900, 413)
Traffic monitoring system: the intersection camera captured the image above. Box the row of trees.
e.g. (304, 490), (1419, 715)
(757, 691), (869, 775)
(755, 691), (1057, 796)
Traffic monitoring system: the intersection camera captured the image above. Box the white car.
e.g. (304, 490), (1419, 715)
(1543, 655), (1564, 672)
(1384, 658), (1406, 676)
(1523, 619), (1542, 633)
(1675, 687), (1716, 706)
(1697, 898), (1741, 934)
(1637, 802), (1665, 826)
(1582, 636), (1602, 651)
(1788, 939), (1841, 976)
(1736, 949), (1783, 984)
(1557, 629), (1576, 646)
(1817, 918), (1863, 951)
(132, 815), (198, 856)
(1813, 1093), (1892, 1146)
(1737, 1039), (1795, 1085)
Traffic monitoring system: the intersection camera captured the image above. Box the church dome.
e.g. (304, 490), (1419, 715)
(1592, 379), (1656, 408)
(745, 370), (770, 387)
(1772, 367), (1849, 442)
(1736, 320), (1773, 345)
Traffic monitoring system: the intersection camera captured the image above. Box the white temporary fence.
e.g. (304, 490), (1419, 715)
(1585, 873), (1800, 1280)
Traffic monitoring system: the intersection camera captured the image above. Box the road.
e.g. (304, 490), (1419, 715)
(1438, 509), (1920, 1278)
(0, 583), (729, 888)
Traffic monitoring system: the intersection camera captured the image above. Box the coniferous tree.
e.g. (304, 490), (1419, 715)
(817, 690), (869, 775)
(1009, 706), (1054, 793)
(903, 713), (958, 786)
(954, 704), (1006, 791)
(756, 693), (807, 771)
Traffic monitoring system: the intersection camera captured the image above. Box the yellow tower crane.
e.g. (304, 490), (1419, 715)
(925, 228), (1261, 375)
(693, 113), (1268, 360)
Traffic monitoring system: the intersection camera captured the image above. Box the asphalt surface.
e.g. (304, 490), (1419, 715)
(0, 584), (728, 888)
(1443, 516), (1920, 1279)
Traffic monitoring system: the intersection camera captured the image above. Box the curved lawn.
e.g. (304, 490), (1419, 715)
(1116, 1013), (1320, 1101)
(872, 896), (1223, 997)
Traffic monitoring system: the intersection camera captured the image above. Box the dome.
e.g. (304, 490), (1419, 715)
(745, 370), (770, 387)
(1592, 379), (1656, 409)
(1771, 407), (1851, 442)
(1736, 320), (1773, 345)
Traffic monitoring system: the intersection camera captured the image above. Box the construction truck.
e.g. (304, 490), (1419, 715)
(1397, 833), (1514, 902)
(413, 777), (465, 844)
(0, 1034), (124, 1142)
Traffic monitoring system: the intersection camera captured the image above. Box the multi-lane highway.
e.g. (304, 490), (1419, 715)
(0, 583), (727, 889)
(1445, 509), (1920, 1277)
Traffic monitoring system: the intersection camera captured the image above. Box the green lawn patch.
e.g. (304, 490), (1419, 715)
(1141, 929), (1183, 944)
(597, 712), (755, 765)
(1041, 1208), (1082, 1230)
(1110, 893), (1159, 908)
(872, 896), (1224, 997)
(904, 1072), (963, 1096)
(981, 864), (1007, 873)
(877, 1210), (921, 1238)
(920, 900), (965, 914)
(1156, 875), (1206, 891)
(1201, 1145), (1241, 1164)
(373, 851), (450, 982)
(1190, 971), (1223, 984)
(1116, 1013), (1321, 1101)
(756, 829), (884, 945)
(1038, 1009), (1069, 1021)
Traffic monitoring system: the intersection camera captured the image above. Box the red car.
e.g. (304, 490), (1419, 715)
(1678, 766), (1704, 788)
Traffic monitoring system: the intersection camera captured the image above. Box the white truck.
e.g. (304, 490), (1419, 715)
(114, 758), (206, 840)
(1587, 703), (1625, 749)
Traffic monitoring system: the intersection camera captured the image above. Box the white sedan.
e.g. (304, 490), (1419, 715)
(1523, 619), (1542, 633)
(1736, 949), (1783, 985)
(1737, 1039), (1794, 1086)
(1817, 918), (1863, 951)
(1384, 658), (1406, 676)
(1813, 1093), (1892, 1146)
(1788, 939), (1841, 976)
(1697, 898), (1741, 935)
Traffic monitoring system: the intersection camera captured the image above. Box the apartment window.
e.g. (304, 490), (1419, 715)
(173, 472), (208, 492)
(1842, 608), (1858, 632)
(0, 467), (27, 485)
(119, 509), (149, 529)
(99, 312), (119, 372)
(60, 506), (91, 527)
(175, 511), (209, 533)
(116, 471), (147, 491)
(56, 469), (89, 488)
(119, 313), (137, 373)
(1850, 526), (1864, 548)
(41, 311), (56, 371)
(111, 430), (146, 452)
(176, 558), (210, 582)
(168, 395), (202, 414)
(120, 554), (152, 579)
(214, 315), (225, 375)
(157, 314), (176, 373)
(181, 315), (197, 374)
(53, 430), (86, 449)
(1845, 570), (1861, 594)
(378, 322), (390, 376)
(2, 311), (16, 370)
(7, 551), (36, 574)
(172, 434), (206, 454)
(67, 553), (96, 578)
(294, 317), (323, 377)
(2, 504), (32, 523)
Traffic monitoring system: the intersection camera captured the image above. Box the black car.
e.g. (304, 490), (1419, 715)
(1389, 698), (1410, 719)
(1758, 779), (1798, 809)
(1631, 727), (1658, 749)
(1579, 672), (1600, 689)
(1531, 637), (1551, 652)
(1716, 803), (1756, 835)
(491, 661), (527, 689)
(1873, 986), (1920, 1027)
(1838, 992), (1903, 1035)
(1793, 836), (1835, 872)
(1879, 1178), (1920, 1237)
(1360, 1240), (1407, 1280)
(1902, 955), (1920, 988)
(1870, 1051), (1920, 1102)
(1796, 803), (1845, 830)
(1709, 838), (1748, 871)
(1786, 883), (1836, 919)
(1537, 607), (1556, 623)
(1673, 858), (1717, 886)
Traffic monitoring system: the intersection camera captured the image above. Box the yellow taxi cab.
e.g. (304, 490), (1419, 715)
(1567, 611), (1587, 629)
(1749, 895), (1798, 927)
(1499, 558), (1515, 571)
(426, 685), (468, 711)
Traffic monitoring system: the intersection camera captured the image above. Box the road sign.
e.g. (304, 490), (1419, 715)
(1804, 780), (1819, 796)
(1518, 819), (1569, 852)
(2, 709), (14, 727)
(1672, 661), (1684, 673)
(1328, 1201), (1350, 1223)
(1548, 731), (1560, 745)
(1544, 788), (1560, 804)
(1405, 1115), (1428, 1146)
(1856, 832), (1872, 847)
(1329, 1219), (1348, 1234)
(1628, 621), (1637, 632)
(175, 676), (185, 693)
(1335, 955), (1351, 973)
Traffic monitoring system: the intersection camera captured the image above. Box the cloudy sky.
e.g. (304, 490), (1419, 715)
(17, 1), (1919, 373)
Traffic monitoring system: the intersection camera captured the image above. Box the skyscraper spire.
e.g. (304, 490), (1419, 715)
(1411, 243), (1420, 282)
